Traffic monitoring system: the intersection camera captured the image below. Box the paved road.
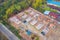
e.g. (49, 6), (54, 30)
(0, 23), (20, 40)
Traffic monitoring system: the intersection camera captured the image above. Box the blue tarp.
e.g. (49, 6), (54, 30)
(26, 30), (31, 36)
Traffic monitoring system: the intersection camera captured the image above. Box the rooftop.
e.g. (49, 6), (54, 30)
(9, 7), (60, 40)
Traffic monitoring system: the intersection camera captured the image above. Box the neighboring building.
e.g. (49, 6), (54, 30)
(9, 7), (60, 40)
(49, 12), (58, 18)
(44, 11), (60, 22)
(48, 5), (60, 11)
(44, 11), (58, 18)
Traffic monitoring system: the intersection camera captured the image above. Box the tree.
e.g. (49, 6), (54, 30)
(32, 0), (43, 9)
(19, 1), (29, 9)
(14, 4), (21, 11)
(4, 5), (15, 19)
(25, 0), (33, 6)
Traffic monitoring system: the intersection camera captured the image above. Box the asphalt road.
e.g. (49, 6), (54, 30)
(0, 23), (20, 40)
